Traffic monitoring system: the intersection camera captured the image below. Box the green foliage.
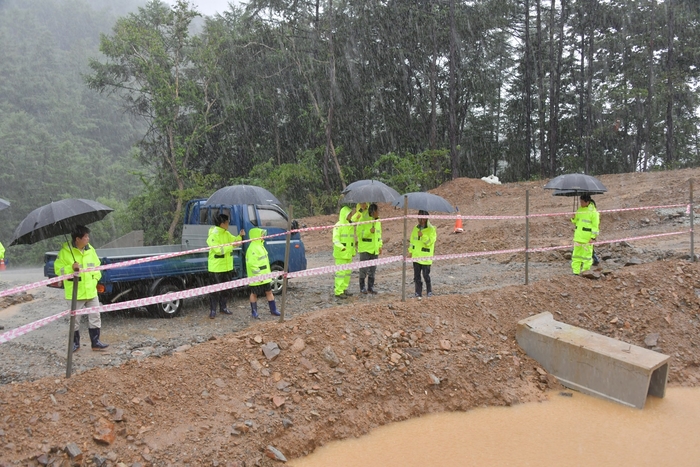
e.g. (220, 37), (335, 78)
(369, 150), (452, 194)
(233, 148), (340, 217)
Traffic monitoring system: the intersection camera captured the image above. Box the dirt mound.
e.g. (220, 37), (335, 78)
(2, 168), (700, 466)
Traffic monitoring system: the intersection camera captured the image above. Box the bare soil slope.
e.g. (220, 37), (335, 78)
(1, 168), (699, 467)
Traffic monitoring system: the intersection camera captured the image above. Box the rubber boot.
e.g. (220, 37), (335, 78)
(219, 294), (232, 314)
(88, 328), (109, 351)
(359, 278), (367, 294)
(72, 330), (80, 353)
(250, 302), (260, 319)
(268, 299), (280, 316)
(209, 295), (217, 319)
(368, 277), (377, 294)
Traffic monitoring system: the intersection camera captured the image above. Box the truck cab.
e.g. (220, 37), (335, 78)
(181, 199), (307, 280)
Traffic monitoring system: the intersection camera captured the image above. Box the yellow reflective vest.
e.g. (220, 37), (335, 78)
(54, 241), (101, 300)
(207, 226), (242, 273)
(0, 241), (4, 260)
(333, 206), (356, 260)
(357, 217), (382, 255)
(246, 228), (272, 286)
(409, 222), (437, 265)
(572, 204), (599, 244)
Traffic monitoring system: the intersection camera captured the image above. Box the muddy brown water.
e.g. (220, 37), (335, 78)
(291, 388), (700, 467)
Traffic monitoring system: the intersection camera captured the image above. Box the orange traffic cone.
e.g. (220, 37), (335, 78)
(453, 207), (464, 233)
(0, 259), (5, 271)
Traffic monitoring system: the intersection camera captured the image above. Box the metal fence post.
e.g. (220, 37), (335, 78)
(280, 205), (292, 322)
(525, 189), (530, 285)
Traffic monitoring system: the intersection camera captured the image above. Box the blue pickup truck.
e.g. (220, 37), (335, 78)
(44, 199), (306, 318)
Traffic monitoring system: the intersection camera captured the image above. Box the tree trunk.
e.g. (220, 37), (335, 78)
(449, 0), (459, 179)
(665, 0), (675, 165)
(429, 5), (438, 150)
(325, 0), (345, 189)
(536, 0), (546, 179)
(524, 0), (532, 179)
(644, 0), (656, 172)
(585, 2), (594, 174)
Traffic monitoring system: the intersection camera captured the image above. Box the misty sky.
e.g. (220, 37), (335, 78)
(162, 0), (240, 16)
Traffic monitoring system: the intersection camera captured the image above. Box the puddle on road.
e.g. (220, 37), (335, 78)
(291, 387), (700, 467)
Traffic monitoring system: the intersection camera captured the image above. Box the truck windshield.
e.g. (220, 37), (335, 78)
(252, 205), (288, 229)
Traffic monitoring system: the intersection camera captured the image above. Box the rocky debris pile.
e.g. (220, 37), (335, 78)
(0, 259), (698, 465)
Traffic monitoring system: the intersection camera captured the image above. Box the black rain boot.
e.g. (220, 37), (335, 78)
(88, 328), (109, 351)
(368, 277), (377, 294)
(219, 293), (232, 314)
(209, 295), (217, 319)
(72, 330), (80, 353)
(268, 299), (280, 316)
(251, 302), (260, 319)
(359, 278), (367, 294)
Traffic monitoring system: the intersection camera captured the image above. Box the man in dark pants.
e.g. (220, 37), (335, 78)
(408, 210), (437, 298)
(206, 214), (244, 318)
(358, 203), (382, 294)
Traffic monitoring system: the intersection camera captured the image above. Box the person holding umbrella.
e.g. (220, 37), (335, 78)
(409, 210), (437, 298)
(207, 213), (244, 319)
(54, 225), (109, 351)
(332, 205), (356, 299)
(357, 203), (383, 294)
(571, 194), (600, 274)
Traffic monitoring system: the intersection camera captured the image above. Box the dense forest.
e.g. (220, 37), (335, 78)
(2, 0), (700, 262)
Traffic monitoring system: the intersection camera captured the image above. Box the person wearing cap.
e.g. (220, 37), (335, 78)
(332, 205), (356, 299)
(571, 194), (599, 274)
(246, 227), (280, 319)
(207, 213), (244, 318)
(408, 210), (437, 298)
(357, 203), (382, 294)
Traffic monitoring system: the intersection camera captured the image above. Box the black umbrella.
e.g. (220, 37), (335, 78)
(341, 179), (381, 194)
(204, 185), (280, 206)
(341, 180), (400, 204)
(0, 198), (9, 211)
(392, 192), (456, 213)
(552, 188), (606, 197)
(544, 173), (607, 194)
(9, 198), (114, 246)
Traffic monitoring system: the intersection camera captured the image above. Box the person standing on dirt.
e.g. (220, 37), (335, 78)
(54, 225), (109, 351)
(246, 227), (280, 319)
(357, 203), (382, 294)
(207, 214), (244, 319)
(571, 194), (599, 274)
(333, 205), (356, 299)
(408, 210), (436, 298)
(588, 196), (601, 266)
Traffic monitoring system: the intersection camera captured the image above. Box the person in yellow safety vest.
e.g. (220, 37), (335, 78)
(408, 210), (437, 299)
(0, 240), (5, 261)
(571, 194), (600, 274)
(246, 227), (280, 319)
(589, 196), (601, 266)
(357, 203), (382, 294)
(207, 214), (244, 319)
(54, 225), (108, 352)
(333, 205), (356, 299)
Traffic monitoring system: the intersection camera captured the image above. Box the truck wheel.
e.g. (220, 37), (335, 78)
(270, 264), (285, 295)
(148, 283), (182, 318)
